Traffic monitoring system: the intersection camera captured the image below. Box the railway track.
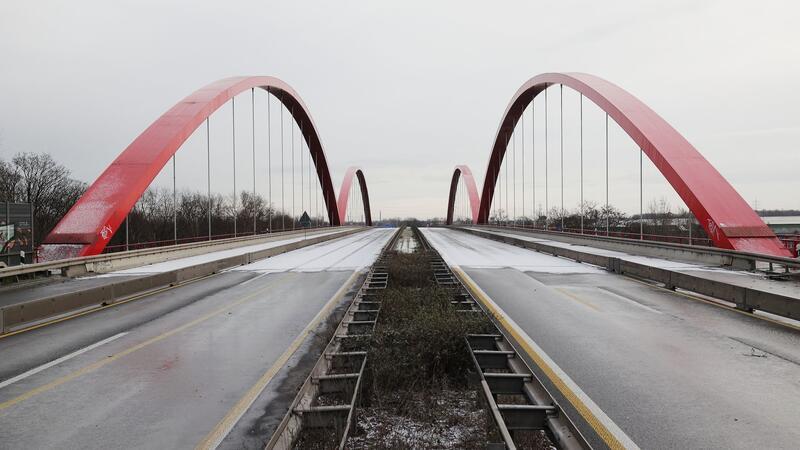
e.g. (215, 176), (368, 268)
(268, 227), (590, 449)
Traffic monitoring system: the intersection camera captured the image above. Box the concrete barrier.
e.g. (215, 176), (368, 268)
(0, 227), (355, 283)
(469, 225), (800, 272)
(457, 227), (800, 320)
(0, 228), (362, 334)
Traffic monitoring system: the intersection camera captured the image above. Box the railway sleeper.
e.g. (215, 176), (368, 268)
(474, 349), (516, 369)
(325, 351), (366, 372)
(352, 309), (379, 321)
(497, 404), (556, 430)
(313, 373), (360, 395)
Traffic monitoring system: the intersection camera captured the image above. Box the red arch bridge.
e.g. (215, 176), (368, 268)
(447, 72), (792, 258)
(1, 73), (799, 450)
(40, 76), (373, 261)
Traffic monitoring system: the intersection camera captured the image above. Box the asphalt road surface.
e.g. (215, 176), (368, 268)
(0, 227), (395, 449)
(422, 227), (800, 449)
(0, 228), (348, 309)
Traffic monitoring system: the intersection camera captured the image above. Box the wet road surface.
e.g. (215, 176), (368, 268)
(422, 227), (800, 449)
(0, 228), (348, 309)
(0, 228), (395, 449)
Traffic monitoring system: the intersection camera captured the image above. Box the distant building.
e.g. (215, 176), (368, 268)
(762, 216), (800, 235)
(0, 202), (34, 267)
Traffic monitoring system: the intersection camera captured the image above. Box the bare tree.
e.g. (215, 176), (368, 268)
(1, 153), (87, 244)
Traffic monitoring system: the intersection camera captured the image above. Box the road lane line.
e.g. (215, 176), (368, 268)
(597, 287), (663, 314)
(624, 276), (800, 332)
(0, 273), (295, 412)
(453, 266), (639, 450)
(0, 273), (217, 340)
(195, 270), (363, 450)
(0, 332), (128, 390)
(555, 287), (601, 312)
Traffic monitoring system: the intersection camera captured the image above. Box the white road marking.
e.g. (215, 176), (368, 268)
(0, 332), (128, 390)
(597, 287), (663, 314)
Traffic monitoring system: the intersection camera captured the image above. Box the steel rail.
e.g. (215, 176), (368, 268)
(266, 227), (401, 450)
(414, 228), (589, 449)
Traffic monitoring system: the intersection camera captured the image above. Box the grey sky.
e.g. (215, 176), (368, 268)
(1, 0), (798, 219)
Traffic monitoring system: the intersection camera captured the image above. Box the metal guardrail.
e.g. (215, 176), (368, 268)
(0, 228), (362, 335)
(0, 227), (353, 283)
(458, 227), (800, 320)
(467, 224), (800, 273)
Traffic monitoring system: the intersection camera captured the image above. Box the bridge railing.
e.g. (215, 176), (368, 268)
(101, 226), (329, 254)
(467, 221), (799, 258)
(461, 223), (800, 272)
(1, 226), (348, 283)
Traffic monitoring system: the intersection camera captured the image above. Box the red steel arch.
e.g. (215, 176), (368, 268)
(446, 165), (480, 224)
(42, 76), (342, 260)
(337, 166), (373, 226)
(476, 72), (790, 257)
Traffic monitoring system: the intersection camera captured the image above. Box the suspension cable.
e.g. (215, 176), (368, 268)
(300, 122), (305, 214)
(640, 146), (644, 240)
(522, 106), (525, 223)
(252, 88), (256, 235)
(281, 101), (285, 231)
(232, 96), (237, 237)
(172, 154), (177, 244)
(580, 93), (584, 234)
(544, 84), (549, 226)
(605, 112), (609, 236)
(207, 118), (211, 240)
(560, 84), (564, 231)
(512, 119), (516, 224)
(532, 99), (535, 226)
(291, 107), (295, 229)
(267, 90), (272, 232)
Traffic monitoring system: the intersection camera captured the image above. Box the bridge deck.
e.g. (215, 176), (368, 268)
(0, 228), (395, 449)
(470, 227), (800, 304)
(0, 229), (345, 309)
(422, 227), (800, 449)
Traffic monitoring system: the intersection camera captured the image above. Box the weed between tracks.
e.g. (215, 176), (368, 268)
(343, 249), (499, 449)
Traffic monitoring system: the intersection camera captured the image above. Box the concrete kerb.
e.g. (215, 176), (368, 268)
(457, 227), (800, 321)
(0, 228), (362, 334)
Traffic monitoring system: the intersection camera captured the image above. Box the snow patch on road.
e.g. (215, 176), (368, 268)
(93, 230), (343, 276)
(420, 228), (603, 274)
(231, 228), (396, 274)
(475, 228), (753, 275)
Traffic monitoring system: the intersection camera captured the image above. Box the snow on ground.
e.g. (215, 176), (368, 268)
(472, 227), (753, 276)
(420, 228), (602, 274)
(394, 227), (418, 253)
(231, 227), (396, 274)
(93, 229), (345, 276)
(346, 390), (489, 449)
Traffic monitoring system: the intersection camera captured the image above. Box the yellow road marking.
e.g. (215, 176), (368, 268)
(453, 266), (636, 450)
(625, 276), (800, 333)
(0, 272), (295, 411)
(555, 287), (601, 312)
(195, 270), (362, 450)
(0, 273), (216, 340)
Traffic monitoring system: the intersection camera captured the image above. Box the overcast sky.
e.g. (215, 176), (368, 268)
(1, 0), (798, 219)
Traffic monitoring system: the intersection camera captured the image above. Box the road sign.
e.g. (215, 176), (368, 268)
(299, 211), (312, 228)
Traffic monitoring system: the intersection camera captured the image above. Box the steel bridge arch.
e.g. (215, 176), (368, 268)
(446, 165), (480, 225)
(336, 166), (373, 226)
(470, 72), (789, 257)
(42, 76), (343, 260)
